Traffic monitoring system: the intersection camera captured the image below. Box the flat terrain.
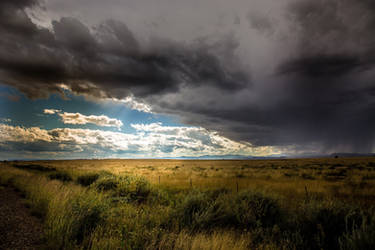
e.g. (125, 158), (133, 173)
(8, 157), (375, 204)
(0, 157), (374, 249)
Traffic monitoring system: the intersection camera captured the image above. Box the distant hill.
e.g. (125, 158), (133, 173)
(161, 154), (287, 160)
(329, 153), (375, 158)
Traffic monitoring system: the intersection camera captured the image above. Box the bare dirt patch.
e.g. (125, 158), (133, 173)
(0, 186), (44, 250)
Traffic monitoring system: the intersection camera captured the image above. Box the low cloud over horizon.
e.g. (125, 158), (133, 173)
(1, 0), (375, 157)
(0, 121), (278, 159)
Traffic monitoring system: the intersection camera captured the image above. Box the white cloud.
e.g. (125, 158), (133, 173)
(115, 96), (153, 113)
(44, 109), (61, 114)
(0, 122), (280, 158)
(59, 112), (123, 129)
(44, 109), (123, 129)
(57, 84), (152, 113)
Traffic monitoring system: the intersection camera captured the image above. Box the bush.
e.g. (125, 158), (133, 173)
(76, 173), (99, 186)
(176, 191), (209, 230)
(193, 193), (236, 230)
(234, 191), (282, 229)
(175, 190), (282, 232)
(94, 177), (119, 191)
(289, 201), (362, 250)
(111, 176), (153, 203)
(132, 177), (151, 202)
(48, 172), (72, 182)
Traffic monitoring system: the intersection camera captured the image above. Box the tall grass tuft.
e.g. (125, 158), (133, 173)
(48, 172), (73, 182)
(76, 173), (99, 186)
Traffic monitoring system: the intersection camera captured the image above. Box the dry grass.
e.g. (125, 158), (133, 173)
(1, 157), (375, 249)
(5, 157), (375, 205)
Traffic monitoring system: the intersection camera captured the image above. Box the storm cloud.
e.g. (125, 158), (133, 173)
(0, 0), (249, 100)
(1, 0), (375, 155)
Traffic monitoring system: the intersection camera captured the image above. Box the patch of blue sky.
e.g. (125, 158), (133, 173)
(0, 84), (183, 132)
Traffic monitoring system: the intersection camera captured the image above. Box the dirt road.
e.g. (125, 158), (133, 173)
(0, 186), (44, 250)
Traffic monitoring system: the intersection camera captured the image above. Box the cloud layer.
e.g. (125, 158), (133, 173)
(0, 0), (249, 100)
(44, 109), (123, 129)
(0, 122), (277, 159)
(1, 0), (375, 154)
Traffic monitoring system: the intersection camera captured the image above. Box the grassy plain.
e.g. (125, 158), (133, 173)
(1, 157), (375, 249)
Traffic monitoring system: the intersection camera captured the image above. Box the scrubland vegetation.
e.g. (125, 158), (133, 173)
(1, 158), (375, 249)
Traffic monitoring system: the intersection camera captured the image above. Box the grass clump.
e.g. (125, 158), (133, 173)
(48, 172), (72, 182)
(286, 201), (362, 250)
(234, 191), (282, 229)
(340, 212), (375, 250)
(113, 176), (153, 203)
(76, 173), (99, 186)
(94, 177), (118, 191)
(175, 189), (282, 232)
(13, 164), (56, 172)
(45, 188), (110, 249)
(69, 193), (109, 245)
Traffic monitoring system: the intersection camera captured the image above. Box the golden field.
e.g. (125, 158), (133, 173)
(8, 157), (375, 203)
(1, 157), (375, 249)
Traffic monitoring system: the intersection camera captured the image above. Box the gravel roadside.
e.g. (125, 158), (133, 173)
(0, 186), (44, 250)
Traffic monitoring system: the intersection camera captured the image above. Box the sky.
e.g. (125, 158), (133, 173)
(0, 0), (374, 159)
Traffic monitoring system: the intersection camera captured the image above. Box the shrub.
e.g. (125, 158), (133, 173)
(94, 177), (119, 191)
(193, 193), (236, 230)
(175, 190), (282, 232)
(175, 191), (210, 229)
(290, 201), (362, 250)
(76, 173), (99, 186)
(234, 191), (282, 229)
(132, 177), (151, 202)
(112, 176), (153, 203)
(48, 172), (72, 182)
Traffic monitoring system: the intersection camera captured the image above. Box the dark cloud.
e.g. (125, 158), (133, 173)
(146, 0), (375, 154)
(278, 54), (362, 77)
(1, 0), (375, 155)
(270, 0), (375, 152)
(246, 11), (274, 35)
(0, 0), (250, 100)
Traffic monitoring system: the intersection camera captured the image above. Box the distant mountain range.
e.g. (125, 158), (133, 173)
(158, 154), (287, 160)
(329, 153), (375, 158)
(3, 153), (375, 161)
(163, 153), (375, 160)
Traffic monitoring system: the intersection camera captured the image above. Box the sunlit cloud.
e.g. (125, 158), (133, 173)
(43, 109), (61, 115)
(0, 123), (280, 159)
(114, 96), (153, 113)
(44, 109), (123, 129)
